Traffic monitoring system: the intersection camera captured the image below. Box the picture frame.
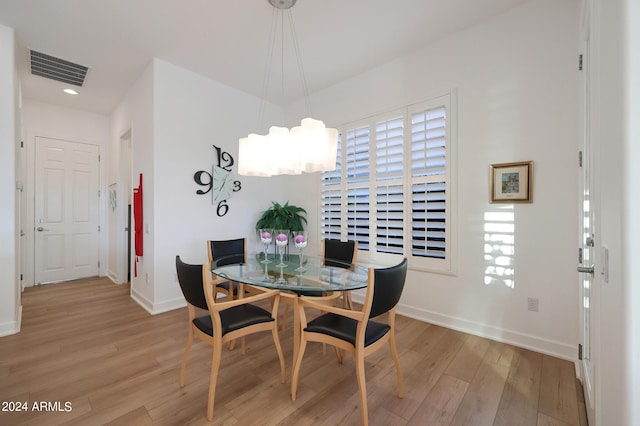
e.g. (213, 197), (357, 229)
(489, 161), (533, 203)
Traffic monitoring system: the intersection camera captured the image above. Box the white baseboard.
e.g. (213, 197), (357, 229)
(130, 288), (186, 315)
(0, 305), (21, 337)
(352, 294), (577, 362)
(106, 270), (119, 284)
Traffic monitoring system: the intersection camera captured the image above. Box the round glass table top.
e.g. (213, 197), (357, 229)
(212, 253), (369, 293)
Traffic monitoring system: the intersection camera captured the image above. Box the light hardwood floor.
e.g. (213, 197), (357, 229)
(0, 277), (588, 425)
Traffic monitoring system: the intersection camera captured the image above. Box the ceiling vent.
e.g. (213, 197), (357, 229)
(30, 50), (88, 87)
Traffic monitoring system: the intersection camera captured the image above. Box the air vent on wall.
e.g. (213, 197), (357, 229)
(30, 50), (88, 87)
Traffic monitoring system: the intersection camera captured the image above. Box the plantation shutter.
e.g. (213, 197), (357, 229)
(410, 105), (447, 259)
(375, 116), (404, 254)
(319, 92), (454, 273)
(345, 126), (370, 250)
(321, 136), (343, 239)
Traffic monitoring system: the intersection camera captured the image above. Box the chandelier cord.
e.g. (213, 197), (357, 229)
(287, 9), (312, 117)
(258, 7), (279, 130)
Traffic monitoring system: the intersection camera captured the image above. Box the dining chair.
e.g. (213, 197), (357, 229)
(207, 238), (247, 301)
(291, 258), (408, 426)
(280, 239), (358, 333)
(176, 255), (286, 421)
(322, 239), (358, 309)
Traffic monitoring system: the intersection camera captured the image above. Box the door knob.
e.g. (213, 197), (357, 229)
(36, 226), (49, 232)
(577, 265), (594, 274)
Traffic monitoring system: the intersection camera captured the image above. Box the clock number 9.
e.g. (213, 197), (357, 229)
(193, 170), (212, 195)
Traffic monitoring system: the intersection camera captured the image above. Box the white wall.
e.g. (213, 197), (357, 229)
(624, 2), (640, 424)
(624, 0), (640, 425)
(289, 0), (580, 359)
(594, 0), (639, 423)
(0, 25), (19, 337)
(110, 61), (156, 309)
(110, 59), (287, 313)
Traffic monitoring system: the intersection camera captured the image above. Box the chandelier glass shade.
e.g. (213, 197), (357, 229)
(237, 0), (338, 177)
(238, 118), (338, 177)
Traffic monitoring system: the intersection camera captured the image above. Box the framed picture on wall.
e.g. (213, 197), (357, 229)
(489, 161), (533, 203)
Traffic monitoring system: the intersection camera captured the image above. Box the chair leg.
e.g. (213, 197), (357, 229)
(343, 291), (353, 310)
(389, 330), (404, 398)
(355, 349), (369, 426)
(180, 326), (194, 387)
(280, 303), (290, 333)
(271, 326), (286, 384)
(290, 336), (308, 400)
(206, 341), (223, 421)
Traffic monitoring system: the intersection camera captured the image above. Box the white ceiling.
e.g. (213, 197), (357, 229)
(1, 0), (529, 115)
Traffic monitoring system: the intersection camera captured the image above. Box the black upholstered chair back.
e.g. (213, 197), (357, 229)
(208, 238), (246, 267)
(369, 258), (408, 318)
(176, 255), (208, 311)
(323, 239), (357, 268)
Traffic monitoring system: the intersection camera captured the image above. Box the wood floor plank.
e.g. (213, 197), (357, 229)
(537, 412), (577, 426)
(449, 341), (515, 426)
(539, 356), (580, 426)
(0, 277), (586, 425)
(493, 347), (543, 426)
(444, 333), (491, 383)
(407, 373), (468, 426)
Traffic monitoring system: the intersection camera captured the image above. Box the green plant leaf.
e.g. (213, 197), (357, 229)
(255, 201), (308, 233)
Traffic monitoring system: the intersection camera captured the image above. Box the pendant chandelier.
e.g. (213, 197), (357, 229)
(238, 0), (338, 177)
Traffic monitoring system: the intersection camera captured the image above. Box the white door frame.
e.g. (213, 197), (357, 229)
(578, 0), (599, 423)
(117, 129), (132, 284)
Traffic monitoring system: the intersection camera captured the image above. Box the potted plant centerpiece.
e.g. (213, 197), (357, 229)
(255, 202), (307, 259)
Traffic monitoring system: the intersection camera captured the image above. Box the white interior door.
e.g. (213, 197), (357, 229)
(34, 137), (100, 284)
(578, 8), (596, 422)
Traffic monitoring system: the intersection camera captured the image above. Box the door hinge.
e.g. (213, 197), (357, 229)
(579, 54), (583, 71)
(98, 260), (101, 268)
(98, 190), (101, 197)
(578, 151), (583, 167)
(578, 344), (583, 360)
(98, 225), (101, 232)
(98, 154), (101, 162)
(578, 247), (583, 264)
(20, 141), (24, 148)
(20, 274), (23, 281)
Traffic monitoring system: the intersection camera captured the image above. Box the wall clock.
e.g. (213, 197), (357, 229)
(193, 145), (242, 217)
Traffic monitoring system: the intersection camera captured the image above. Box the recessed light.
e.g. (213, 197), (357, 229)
(64, 88), (78, 95)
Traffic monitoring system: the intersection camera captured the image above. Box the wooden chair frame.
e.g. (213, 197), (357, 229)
(321, 239), (358, 309)
(207, 238), (248, 301)
(280, 239), (358, 334)
(179, 261), (286, 421)
(290, 263), (406, 426)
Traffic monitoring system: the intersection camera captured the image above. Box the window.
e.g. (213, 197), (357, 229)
(320, 93), (456, 273)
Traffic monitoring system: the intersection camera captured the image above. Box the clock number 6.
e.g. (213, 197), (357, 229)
(216, 200), (229, 217)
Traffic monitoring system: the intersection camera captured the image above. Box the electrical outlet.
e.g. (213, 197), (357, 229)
(527, 297), (539, 312)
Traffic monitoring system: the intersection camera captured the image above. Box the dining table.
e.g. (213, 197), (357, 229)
(212, 252), (369, 372)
